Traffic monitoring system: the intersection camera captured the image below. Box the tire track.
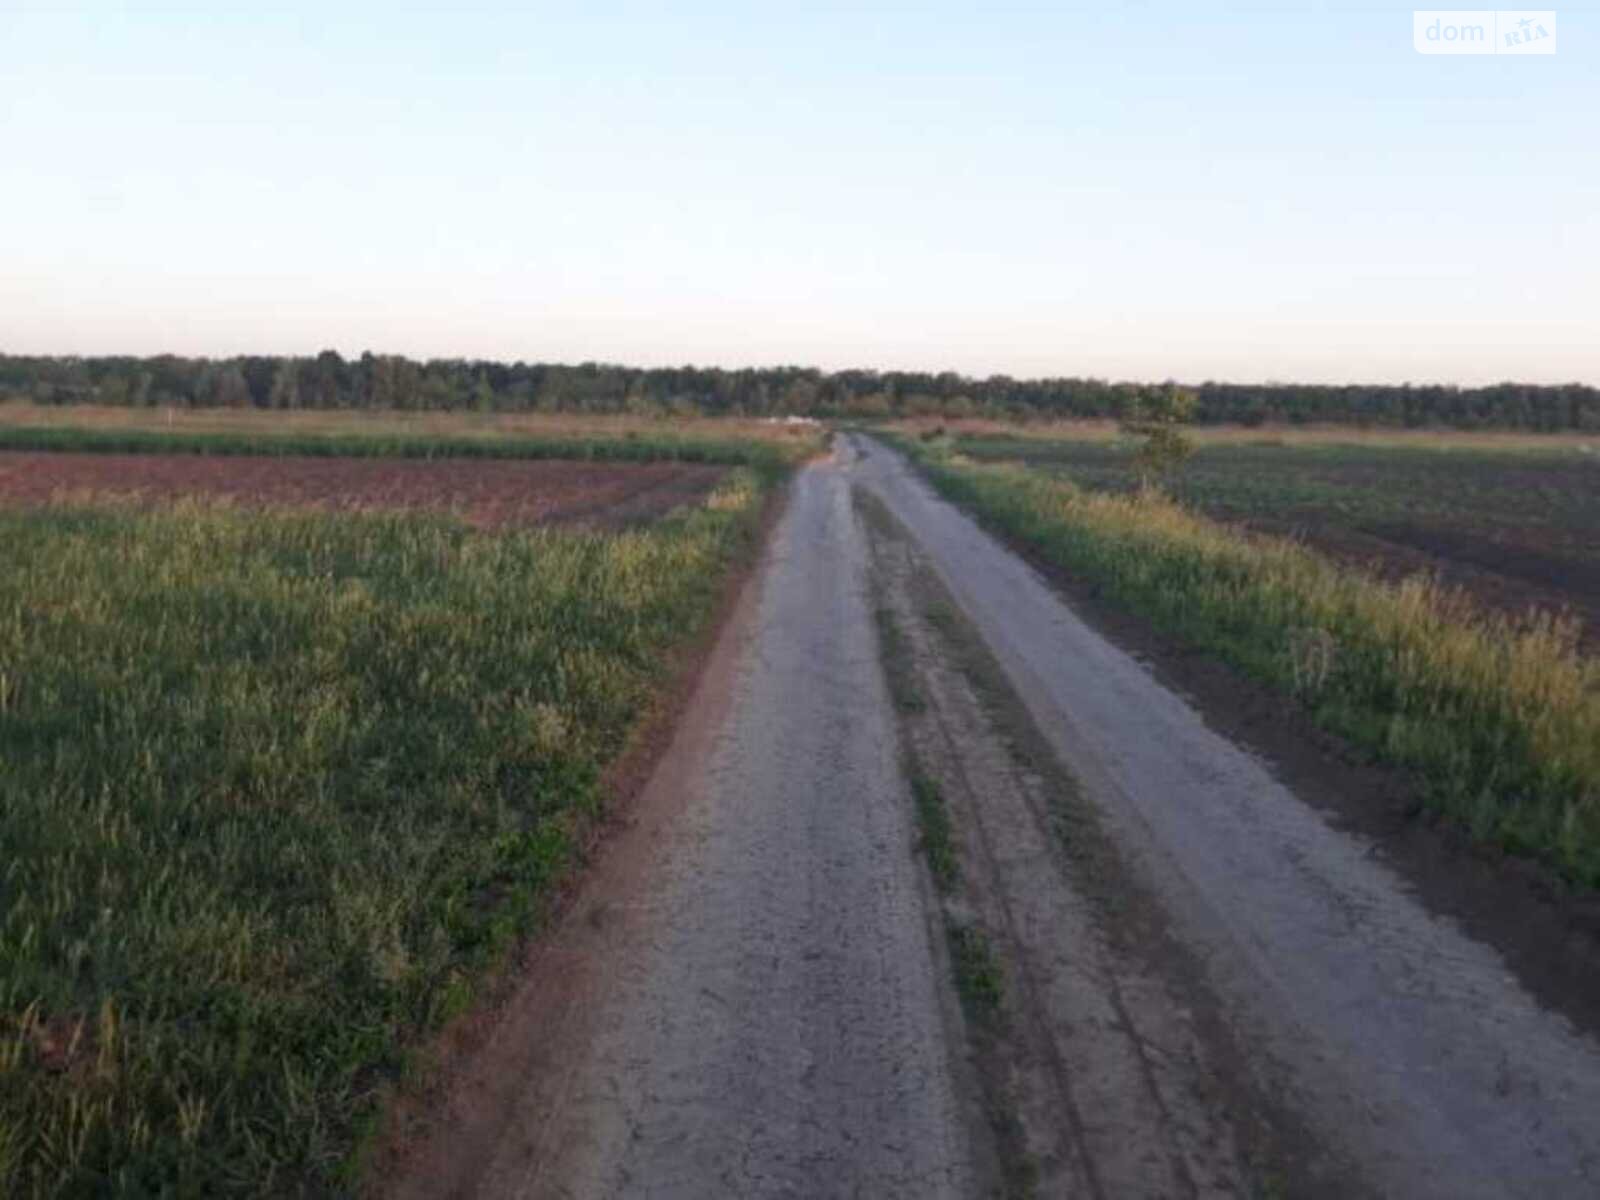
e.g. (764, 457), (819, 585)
(860, 486), (1254, 1199)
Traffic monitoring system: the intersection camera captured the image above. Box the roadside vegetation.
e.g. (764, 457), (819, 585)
(0, 444), (778, 1194)
(891, 436), (1600, 888)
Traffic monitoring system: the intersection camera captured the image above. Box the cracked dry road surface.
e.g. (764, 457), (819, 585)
(397, 437), (1600, 1199)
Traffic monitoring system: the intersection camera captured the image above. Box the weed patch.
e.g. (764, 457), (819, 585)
(946, 923), (1004, 1024)
(910, 774), (958, 892)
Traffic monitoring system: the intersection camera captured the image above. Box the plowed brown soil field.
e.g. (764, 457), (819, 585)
(0, 451), (726, 527)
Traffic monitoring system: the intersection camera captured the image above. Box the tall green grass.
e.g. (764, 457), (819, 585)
(900, 446), (1600, 886)
(0, 470), (765, 1195)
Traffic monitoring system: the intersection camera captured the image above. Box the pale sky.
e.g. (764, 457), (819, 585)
(2, 2), (1595, 384)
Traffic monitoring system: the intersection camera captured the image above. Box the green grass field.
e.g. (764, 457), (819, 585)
(890, 434), (1600, 889)
(0, 418), (795, 1194)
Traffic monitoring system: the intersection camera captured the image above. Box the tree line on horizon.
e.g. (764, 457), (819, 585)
(2, 353), (1596, 431)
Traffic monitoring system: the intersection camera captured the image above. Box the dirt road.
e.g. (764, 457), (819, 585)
(390, 437), (1600, 1198)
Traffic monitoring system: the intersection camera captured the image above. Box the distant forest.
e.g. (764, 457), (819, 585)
(3, 353), (1597, 430)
